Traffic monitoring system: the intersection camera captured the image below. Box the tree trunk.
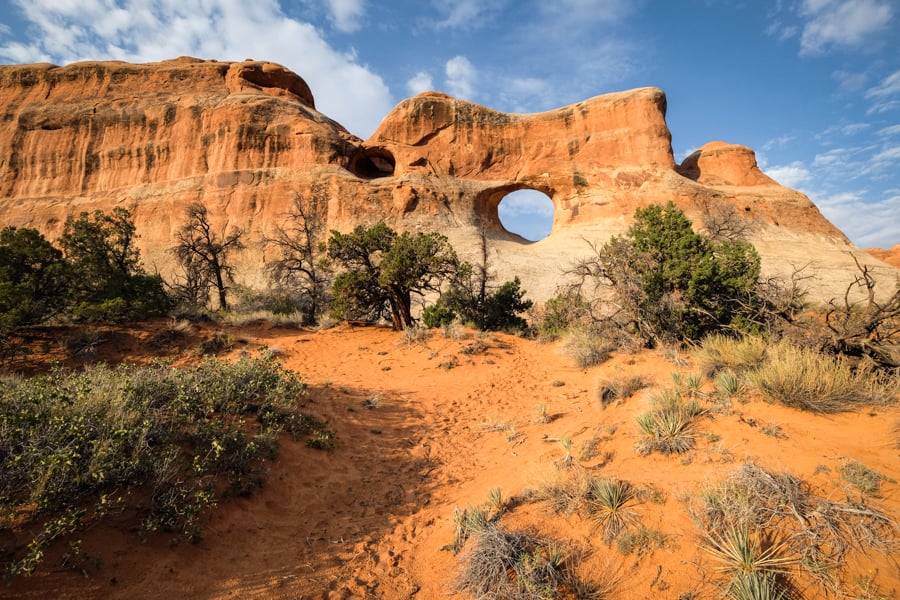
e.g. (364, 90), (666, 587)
(388, 286), (413, 330)
(213, 261), (228, 310)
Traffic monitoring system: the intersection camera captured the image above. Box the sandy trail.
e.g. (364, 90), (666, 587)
(2, 321), (898, 599)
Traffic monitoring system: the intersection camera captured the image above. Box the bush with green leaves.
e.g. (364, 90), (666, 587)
(437, 274), (533, 332)
(0, 350), (330, 577)
(327, 222), (460, 330)
(569, 202), (763, 344)
(431, 227), (534, 332)
(60, 207), (170, 321)
(0, 227), (70, 333)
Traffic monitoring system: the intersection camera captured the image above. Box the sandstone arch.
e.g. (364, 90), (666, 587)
(0, 57), (895, 302)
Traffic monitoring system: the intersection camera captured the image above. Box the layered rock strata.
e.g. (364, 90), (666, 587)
(0, 57), (894, 301)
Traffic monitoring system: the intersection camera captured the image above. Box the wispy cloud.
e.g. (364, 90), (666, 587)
(877, 124), (900, 137)
(324, 0), (365, 33)
(815, 190), (900, 247)
(498, 189), (554, 218)
(0, 0), (393, 137)
(832, 69), (868, 92)
(865, 69), (900, 114)
(798, 0), (893, 55)
(765, 161), (812, 188)
(405, 71), (434, 96)
(444, 55), (477, 100)
(430, 0), (507, 30)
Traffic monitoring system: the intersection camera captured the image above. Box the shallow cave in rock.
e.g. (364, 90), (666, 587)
(349, 147), (396, 179)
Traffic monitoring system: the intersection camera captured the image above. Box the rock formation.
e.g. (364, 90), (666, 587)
(0, 57), (895, 302)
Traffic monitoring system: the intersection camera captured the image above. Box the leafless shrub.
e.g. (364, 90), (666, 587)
(692, 463), (899, 594)
(820, 256), (900, 371)
(454, 523), (604, 599)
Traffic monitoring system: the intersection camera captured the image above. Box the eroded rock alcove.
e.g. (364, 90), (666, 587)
(0, 57), (894, 300)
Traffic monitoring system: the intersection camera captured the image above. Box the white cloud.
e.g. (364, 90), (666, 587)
(765, 19), (798, 41)
(815, 190), (900, 247)
(871, 146), (900, 163)
(762, 134), (796, 152)
(866, 70), (900, 98)
(764, 161), (812, 188)
(799, 0), (893, 55)
(832, 69), (868, 92)
(444, 55), (476, 100)
(877, 124), (900, 137)
(0, 0), (393, 137)
(324, 0), (365, 33)
(431, 0), (502, 30)
(406, 71), (434, 96)
(538, 0), (638, 25)
(498, 189), (555, 218)
(865, 69), (900, 114)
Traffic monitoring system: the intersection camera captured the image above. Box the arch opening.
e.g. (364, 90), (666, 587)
(497, 188), (555, 242)
(349, 147), (396, 179)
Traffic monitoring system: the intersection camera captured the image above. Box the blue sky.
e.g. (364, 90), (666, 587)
(0, 0), (897, 246)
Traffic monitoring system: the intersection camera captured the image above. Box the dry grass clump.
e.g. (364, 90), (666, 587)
(528, 472), (593, 515)
(529, 473), (642, 545)
(221, 309), (305, 328)
(634, 389), (704, 456)
(454, 523), (604, 599)
(839, 460), (888, 496)
(747, 341), (896, 413)
(692, 463), (899, 595)
(562, 328), (615, 369)
(398, 324), (431, 346)
(597, 375), (649, 408)
(694, 334), (767, 378)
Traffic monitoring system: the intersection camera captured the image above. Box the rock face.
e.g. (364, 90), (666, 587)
(0, 57), (895, 301)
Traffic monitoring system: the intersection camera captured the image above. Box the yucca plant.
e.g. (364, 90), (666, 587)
(715, 371), (744, 398)
(588, 477), (638, 543)
(635, 391), (703, 455)
(728, 571), (788, 600)
(705, 526), (793, 577)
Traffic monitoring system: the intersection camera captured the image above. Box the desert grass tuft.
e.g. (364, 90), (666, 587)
(715, 371), (745, 398)
(562, 328), (614, 368)
(692, 463), (899, 595)
(727, 571), (789, 600)
(616, 527), (667, 556)
(694, 334), (767, 378)
(454, 523), (604, 600)
(597, 375), (648, 408)
(839, 460), (888, 496)
(635, 389), (704, 456)
(748, 341), (895, 413)
(704, 526), (793, 576)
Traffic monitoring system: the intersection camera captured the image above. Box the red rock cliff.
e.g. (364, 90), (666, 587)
(0, 57), (893, 300)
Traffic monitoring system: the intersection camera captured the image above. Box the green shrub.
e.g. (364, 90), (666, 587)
(0, 350), (327, 576)
(0, 227), (70, 332)
(572, 202), (764, 344)
(535, 291), (592, 340)
(422, 303), (456, 328)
